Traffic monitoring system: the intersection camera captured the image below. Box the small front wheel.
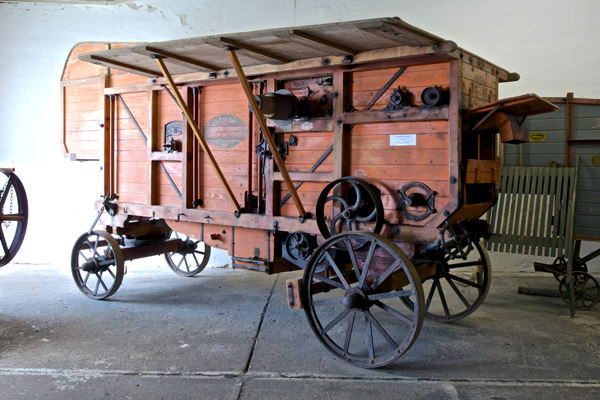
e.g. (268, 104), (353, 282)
(164, 230), (211, 277)
(71, 231), (124, 300)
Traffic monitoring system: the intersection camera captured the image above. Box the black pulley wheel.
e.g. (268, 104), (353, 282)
(315, 177), (384, 250)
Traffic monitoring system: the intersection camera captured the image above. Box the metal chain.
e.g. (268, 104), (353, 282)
(1, 180), (14, 229)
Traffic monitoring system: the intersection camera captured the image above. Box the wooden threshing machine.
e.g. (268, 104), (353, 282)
(61, 18), (557, 368)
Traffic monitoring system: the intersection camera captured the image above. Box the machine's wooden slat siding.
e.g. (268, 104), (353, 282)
(461, 62), (498, 109)
(115, 91), (148, 204)
(156, 90), (184, 207)
(198, 83), (249, 212)
(63, 82), (102, 159)
(349, 63), (450, 110)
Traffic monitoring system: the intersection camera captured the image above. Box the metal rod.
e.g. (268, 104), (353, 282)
(364, 67), (406, 111)
(155, 57), (242, 214)
(117, 94), (182, 200)
(279, 144), (334, 207)
(226, 49), (306, 218)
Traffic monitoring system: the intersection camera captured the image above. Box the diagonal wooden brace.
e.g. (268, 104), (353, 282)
(154, 57), (242, 214)
(226, 49), (306, 219)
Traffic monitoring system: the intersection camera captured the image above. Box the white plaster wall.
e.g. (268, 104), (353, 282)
(0, 0), (598, 266)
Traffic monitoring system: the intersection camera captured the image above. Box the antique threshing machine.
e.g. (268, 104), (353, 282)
(61, 17), (556, 368)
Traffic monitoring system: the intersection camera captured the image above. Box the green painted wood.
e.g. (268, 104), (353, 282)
(517, 168), (532, 254)
(536, 169), (550, 256)
(527, 168), (542, 254)
(543, 167), (557, 256)
(500, 167), (516, 253)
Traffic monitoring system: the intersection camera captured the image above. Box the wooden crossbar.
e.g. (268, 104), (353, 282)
(486, 164), (579, 258)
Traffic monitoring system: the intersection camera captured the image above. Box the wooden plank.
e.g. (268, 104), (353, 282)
(83, 55), (161, 78)
(217, 38), (288, 64)
(543, 168), (558, 256)
(283, 30), (357, 55)
(535, 169), (550, 256)
(357, 20), (437, 47)
(498, 167), (514, 253)
(524, 168), (539, 253)
(466, 94), (558, 118)
(465, 159), (500, 184)
(517, 168), (532, 254)
(137, 46), (219, 71)
(155, 57), (242, 213)
(343, 107), (448, 125)
(566, 92), (574, 167)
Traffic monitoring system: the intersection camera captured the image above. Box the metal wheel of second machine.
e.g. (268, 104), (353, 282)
(315, 177), (384, 250)
(71, 230), (125, 300)
(0, 169), (28, 268)
(559, 272), (600, 310)
(164, 230), (211, 277)
(303, 232), (424, 368)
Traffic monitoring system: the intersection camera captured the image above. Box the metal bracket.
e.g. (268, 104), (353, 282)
(468, 104), (501, 135)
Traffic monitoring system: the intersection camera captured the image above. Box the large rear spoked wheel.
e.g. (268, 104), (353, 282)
(71, 231), (124, 300)
(303, 232), (424, 368)
(0, 169), (28, 267)
(402, 241), (491, 322)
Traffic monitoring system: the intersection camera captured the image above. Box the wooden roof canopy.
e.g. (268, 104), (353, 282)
(77, 17), (520, 84)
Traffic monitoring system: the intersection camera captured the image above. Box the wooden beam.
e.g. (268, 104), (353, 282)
(154, 57), (242, 214)
(218, 38), (289, 64)
(287, 30), (357, 55)
(567, 92), (574, 167)
(87, 55), (161, 77)
(226, 49), (306, 219)
(357, 21), (436, 47)
(141, 47), (219, 71)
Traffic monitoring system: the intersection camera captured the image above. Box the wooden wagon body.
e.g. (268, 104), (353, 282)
(61, 17), (557, 368)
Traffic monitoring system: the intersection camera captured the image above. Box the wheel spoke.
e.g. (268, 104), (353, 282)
(311, 298), (344, 307)
(447, 260), (484, 269)
(311, 274), (345, 290)
(371, 259), (401, 291)
(0, 227), (9, 255)
(358, 240), (377, 288)
(368, 289), (412, 301)
(324, 251), (350, 290)
(365, 310), (398, 349)
(346, 239), (361, 281)
(0, 176), (14, 209)
(365, 314), (374, 360)
(343, 311), (356, 353)
(83, 271), (91, 285)
(176, 256), (185, 270)
(183, 256), (190, 273)
(445, 273), (484, 289)
(0, 214), (25, 222)
(425, 281), (437, 312)
(192, 253), (200, 267)
(78, 251), (89, 263)
(583, 292), (598, 301)
(445, 276), (471, 309)
(373, 300), (412, 325)
(106, 268), (116, 280)
(322, 308), (350, 334)
(97, 272), (108, 292)
(94, 275), (101, 295)
(436, 279), (450, 317)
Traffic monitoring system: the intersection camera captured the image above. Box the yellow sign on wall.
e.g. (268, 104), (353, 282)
(528, 132), (547, 142)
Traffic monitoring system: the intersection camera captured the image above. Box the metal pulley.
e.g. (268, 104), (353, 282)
(251, 89), (298, 126)
(421, 86), (448, 107)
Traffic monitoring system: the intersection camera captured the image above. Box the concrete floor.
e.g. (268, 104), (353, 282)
(1, 247), (600, 399)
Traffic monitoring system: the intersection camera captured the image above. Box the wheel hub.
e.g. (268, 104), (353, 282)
(342, 208), (356, 220)
(180, 239), (197, 254)
(343, 288), (368, 310)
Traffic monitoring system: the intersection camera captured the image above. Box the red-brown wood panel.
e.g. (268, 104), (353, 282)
(198, 83), (250, 213)
(349, 63), (450, 110)
(115, 92), (148, 204)
(63, 82), (102, 159)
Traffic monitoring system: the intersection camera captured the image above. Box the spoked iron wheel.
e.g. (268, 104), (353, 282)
(164, 230), (211, 277)
(303, 232), (424, 368)
(401, 241), (491, 322)
(315, 177), (384, 250)
(0, 169), (28, 268)
(559, 272), (600, 310)
(71, 230), (124, 300)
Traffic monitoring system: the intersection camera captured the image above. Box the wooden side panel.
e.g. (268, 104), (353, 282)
(348, 121), (450, 225)
(349, 63), (450, 110)
(461, 62), (498, 110)
(115, 92), (148, 204)
(63, 82), (103, 160)
(198, 83), (250, 212)
(156, 90), (184, 207)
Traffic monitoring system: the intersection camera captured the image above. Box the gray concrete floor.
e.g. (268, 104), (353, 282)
(1, 246), (600, 399)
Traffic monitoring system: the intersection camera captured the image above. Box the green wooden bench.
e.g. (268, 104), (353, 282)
(485, 161), (585, 316)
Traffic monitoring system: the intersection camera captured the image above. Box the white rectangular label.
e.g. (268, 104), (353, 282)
(390, 134), (417, 146)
